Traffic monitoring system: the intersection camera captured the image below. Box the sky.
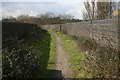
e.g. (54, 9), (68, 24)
(1, 0), (120, 20)
(1, 1), (85, 20)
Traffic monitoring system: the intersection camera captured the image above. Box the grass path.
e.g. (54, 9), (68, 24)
(24, 28), (85, 78)
(49, 30), (86, 78)
(49, 30), (74, 78)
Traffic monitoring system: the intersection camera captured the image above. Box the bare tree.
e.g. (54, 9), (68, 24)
(96, 0), (115, 19)
(84, 0), (92, 21)
(91, 0), (95, 20)
(83, 0), (115, 20)
(82, 10), (89, 21)
(17, 14), (30, 22)
(84, 0), (96, 22)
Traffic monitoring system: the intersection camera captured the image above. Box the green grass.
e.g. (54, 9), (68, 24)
(47, 32), (56, 70)
(23, 29), (56, 78)
(46, 32), (56, 78)
(50, 30), (86, 78)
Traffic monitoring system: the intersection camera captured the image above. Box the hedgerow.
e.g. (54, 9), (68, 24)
(2, 38), (39, 78)
(76, 37), (120, 78)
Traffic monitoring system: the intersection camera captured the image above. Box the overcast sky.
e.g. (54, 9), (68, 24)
(1, 0), (120, 20)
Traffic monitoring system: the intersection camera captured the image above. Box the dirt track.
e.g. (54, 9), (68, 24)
(49, 31), (73, 78)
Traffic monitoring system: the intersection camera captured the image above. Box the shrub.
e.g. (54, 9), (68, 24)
(2, 38), (39, 78)
(71, 35), (120, 78)
(84, 45), (119, 78)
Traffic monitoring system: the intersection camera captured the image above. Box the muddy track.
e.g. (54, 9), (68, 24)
(49, 31), (73, 78)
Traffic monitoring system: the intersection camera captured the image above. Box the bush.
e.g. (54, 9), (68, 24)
(2, 22), (51, 78)
(2, 38), (39, 78)
(71, 36), (120, 78)
(84, 45), (119, 78)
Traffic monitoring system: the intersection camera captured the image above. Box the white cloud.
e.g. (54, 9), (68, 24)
(2, 9), (38, 18)
(61, 2), (84, 19)
(61, 1), (84, 8)
(2, 2), (85, 19)
(1, 0), (120, 20)
(2, 0), (84, 2)
(1, 0), (120, 2)
(66, 8), (82, 19)
(2, 0), (119, 2)
(0, 3), (2, 20)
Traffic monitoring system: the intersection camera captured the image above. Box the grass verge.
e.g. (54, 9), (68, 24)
(23, 29), (56, 78)
(49, 30), (85, 78)
(46, 32), (56, 78)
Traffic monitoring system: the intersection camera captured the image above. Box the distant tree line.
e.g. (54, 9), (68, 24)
(2, 12), (81, 25)
(82, 0), (116, 21)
